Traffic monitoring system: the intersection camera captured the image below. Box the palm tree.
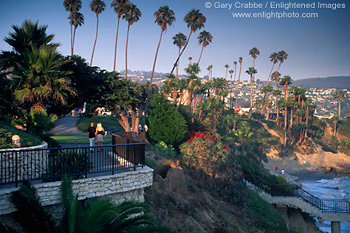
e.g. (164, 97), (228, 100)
(238, 57), (243, 82)
(245, 67), (257, 118)
(188, 56), (192, 65)
(229, 69), (234, 107)
(3, 20), (58, 55)
(212, 77), (228, 99)
(89, 0), (106, 66)
(280, 75), (292, 127)
(233, 61), (238, 107)
(303, 100), (312, 139)
(235, 121), (253, 155)
(261, 85), (273, 120)
(191, 78), (201, 114)
(170, 9), (206, 74)
(272, 89), (282, 123)
(197, 30), (212, 64)
(123, 3), (141, 79)
(332, 116), (339, 137)
(207, 64), (213, 80)
(172, 32), (187, 79)
(111, 0), (129, 72)
(275, 50), (288, 73)
(267, 52), (278, 84)
(249, 47), (260, 68)
(12, 46), (76, 110)
(333, 90), (345, 119)
(71, 11), (84, 53)
(207, 97), (222, 131)
(224, 64), (229, 80)
(280, 75), (292, 146)
(63, 0), (82, 56)
(271, 71), (281, 88)
(146, 5), (175, 115)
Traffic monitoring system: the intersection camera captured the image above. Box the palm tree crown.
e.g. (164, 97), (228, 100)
(90, 0), (106, 16)
(173, 32), (187, 48)
(154, 5), (175, 30)
(184, 9), (206, 33)
(197, 30), (212, 47)
(249, 47), (260, 59)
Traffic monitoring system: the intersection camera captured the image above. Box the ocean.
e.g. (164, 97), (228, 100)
(302, 177), (350, 233)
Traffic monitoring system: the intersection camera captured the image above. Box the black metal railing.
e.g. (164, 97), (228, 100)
(244, 173), (350, 213)
(296, 188), (350, 213)
(0, 143), (145, 188)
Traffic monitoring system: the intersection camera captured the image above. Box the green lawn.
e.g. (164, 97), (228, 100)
(76, 116), (124, 133)
(52, 135), (112, 144)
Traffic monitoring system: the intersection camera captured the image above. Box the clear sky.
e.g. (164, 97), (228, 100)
(0, 0), (349, 81)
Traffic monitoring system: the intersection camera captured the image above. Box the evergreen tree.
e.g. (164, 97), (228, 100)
(148, 95), (187, 145)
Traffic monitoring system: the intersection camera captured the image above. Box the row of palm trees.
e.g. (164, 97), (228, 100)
(63, 0), (141, 72)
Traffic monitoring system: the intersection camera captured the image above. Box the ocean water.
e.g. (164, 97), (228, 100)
(301, 177), (350, 233)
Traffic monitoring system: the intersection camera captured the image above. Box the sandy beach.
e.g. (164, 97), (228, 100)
(263, 145), (350, 182)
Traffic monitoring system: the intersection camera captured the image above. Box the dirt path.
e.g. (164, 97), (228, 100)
(50, 117), (85, 135)
(259, 121), (284, 144)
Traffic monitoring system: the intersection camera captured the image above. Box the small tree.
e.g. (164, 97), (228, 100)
(148, 94), (187, 145)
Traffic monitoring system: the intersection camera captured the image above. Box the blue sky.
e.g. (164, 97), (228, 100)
(0, 0), (349, 81)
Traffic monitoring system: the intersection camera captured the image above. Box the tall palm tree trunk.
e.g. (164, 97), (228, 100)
(193, 95), (197, 114)
(267, 63), (275, 85)
(230, 73), (233, 108)
(250, 74), (253, 118)
(70, 23), (73, 56)
(276, 96), (279, 124)
(266, 93), (270, 120)
(145, 29), (164, 115)
(125, 23), (131, 80)
(304, 106), (309, 139)
(234, 64), (237, 107)
(338, 97), (341, 119)
(176, 47), (181, 79)
(170, 31), (193, 74)
(197, 45), (204, 64)
(113, 16), (121, 72)
(72, 27), (77, 55)
(90, 15), (99, 66)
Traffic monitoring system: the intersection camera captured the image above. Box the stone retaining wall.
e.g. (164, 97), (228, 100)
(0, 166), (153, 216)
(0, 142), (48, 184)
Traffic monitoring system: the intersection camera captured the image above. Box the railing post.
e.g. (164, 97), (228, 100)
(133, 144), (136, 171)
(112, 145), (115, 175)
(85, 147), (87, 179)
(15, 151), (18, 188)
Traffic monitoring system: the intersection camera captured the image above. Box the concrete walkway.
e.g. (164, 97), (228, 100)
(50, 117), (85, 135)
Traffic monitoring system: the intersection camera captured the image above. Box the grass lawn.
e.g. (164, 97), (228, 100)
(76, 116), (124, 133)
(52, 135), (112, 144)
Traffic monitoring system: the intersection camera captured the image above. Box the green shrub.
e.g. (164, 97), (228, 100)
(148, 95), (187, 145)
(45, 150), (93, 179)
(243, 190), (287, 233)
(0, 122), (42, 149)
(339, 139), (350, 156)
(152, 141), (177, 158)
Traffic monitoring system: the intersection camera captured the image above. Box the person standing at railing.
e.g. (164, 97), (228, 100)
(88, 122), (96, 152)
(95, 123), (106, 152)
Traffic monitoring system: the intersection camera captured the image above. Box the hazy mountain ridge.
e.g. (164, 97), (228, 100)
(293, 76), (350, 89)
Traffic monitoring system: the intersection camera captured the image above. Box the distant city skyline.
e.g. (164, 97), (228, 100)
(0, 0), (349, 81)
